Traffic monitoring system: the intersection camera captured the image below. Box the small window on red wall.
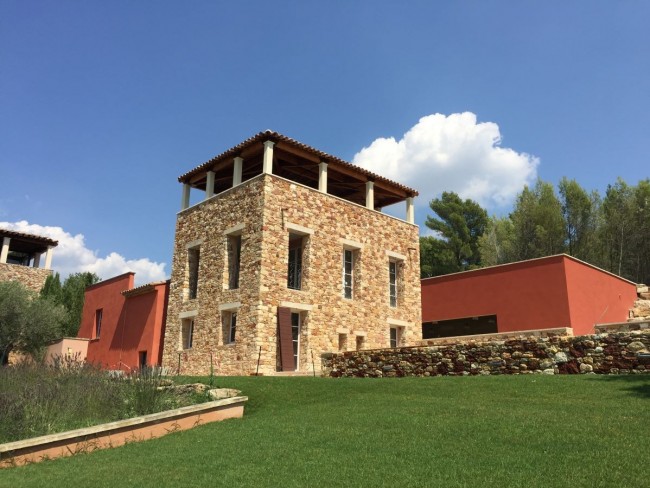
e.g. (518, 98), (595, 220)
(94, 309), (103, 339)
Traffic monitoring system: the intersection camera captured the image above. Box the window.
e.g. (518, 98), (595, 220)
(390, 327), (401, 348)
(94, 309), (103, 339)
(227, 235), (242, 289)
(182, 319), (194, 349)
(343, 249), (354, 299)
(291, 312), (301, 370)
(139, 351), (147, 368)
(338, 333), (347, 352)
(288, 234), (303, 290)
(188, 246), (200, 299)
(224, 312), (237, 344)
(389, 260), (398, 307)
(355, 335), (365, 351)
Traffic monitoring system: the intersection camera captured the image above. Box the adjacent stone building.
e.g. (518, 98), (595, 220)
(162, 131), (421, 375)
(0, 228), (57, 292)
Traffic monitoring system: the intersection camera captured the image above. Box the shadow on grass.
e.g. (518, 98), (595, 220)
(591, 374), (650, 399)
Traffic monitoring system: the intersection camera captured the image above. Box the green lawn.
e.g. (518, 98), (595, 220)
(2, 375), (648, 488)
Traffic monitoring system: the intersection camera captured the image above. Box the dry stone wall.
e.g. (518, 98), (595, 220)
(0, 263), (51, 292)
(324, 332), (650, 377)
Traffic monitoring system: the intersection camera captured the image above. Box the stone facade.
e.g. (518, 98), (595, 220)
(324, 331), (650, 377)
(162, 173), (421, 375)
(0, 263), (51, 292)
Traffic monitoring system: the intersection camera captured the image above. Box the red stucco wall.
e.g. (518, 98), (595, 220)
(563, 258), (638, 335)
(421, 255), (637, 335)
(77, 273), (169, 371)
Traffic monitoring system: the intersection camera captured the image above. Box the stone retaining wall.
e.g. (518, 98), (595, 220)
(324, 332), (650, 377)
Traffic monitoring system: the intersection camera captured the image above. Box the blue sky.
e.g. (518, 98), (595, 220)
(1, 1), (648, 284)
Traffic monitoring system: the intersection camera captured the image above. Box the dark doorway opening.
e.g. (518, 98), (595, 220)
(422, 315), (498, 339)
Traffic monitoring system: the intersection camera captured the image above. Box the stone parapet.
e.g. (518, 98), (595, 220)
(324, 331), (650, 377)
(0, 263), (51, 292)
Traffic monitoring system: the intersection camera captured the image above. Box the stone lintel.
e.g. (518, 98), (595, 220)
(179, 310), (198, 319)
(387, 318), (409, 327)
(336, 328), (349, 334)
(285, 222), (314, 236)
(185, 239), (203, 249)
(340, 238), (363, 250)
(279, 301), (313, 312)
(223, 223), (245, 236)
(218, 302), (241, 312)
(386, 250), (407, 261)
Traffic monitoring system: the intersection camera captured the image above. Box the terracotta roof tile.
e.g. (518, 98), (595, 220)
(178, 130), (418, 196)
(0, 228), (58, 247)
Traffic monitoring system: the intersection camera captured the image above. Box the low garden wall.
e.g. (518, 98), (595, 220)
(0, 396), (247, 468)
(324, 332), (650, 378)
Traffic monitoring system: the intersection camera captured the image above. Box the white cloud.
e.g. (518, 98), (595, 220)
(0, 221), (167, 286)
(352, 112), (539, 210)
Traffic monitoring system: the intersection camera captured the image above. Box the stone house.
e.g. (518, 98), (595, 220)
(0, 228), (57, 292)
(162, 131), (421, 375)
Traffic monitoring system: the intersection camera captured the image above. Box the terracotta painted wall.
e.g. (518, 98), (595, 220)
(563, 258), (637, 335)
(78, 273), (133, 370)
(421, 255), (639, 336)
(120, 283), (169, 368)
(77, 274), (168, 371)
(421, 256), (572, 333)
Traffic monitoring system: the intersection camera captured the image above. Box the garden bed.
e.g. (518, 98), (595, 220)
(0, 395), (247, 467)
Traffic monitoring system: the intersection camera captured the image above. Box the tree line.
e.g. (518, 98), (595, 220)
(420, 177), (650, 285)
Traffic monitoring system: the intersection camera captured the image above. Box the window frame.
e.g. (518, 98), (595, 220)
(227, 234), (242, 290)
(225, 312), (237, 344)
(342, 249), (354, 299)
(287, 234), (304, 290)
(389, 260), (398, 308)
(94, 309), (103, 339)
(181, 319), (194, 350)
(389, 326), (401, 348)
(291, 312), (301, 371)
(187, 245), (201, 300)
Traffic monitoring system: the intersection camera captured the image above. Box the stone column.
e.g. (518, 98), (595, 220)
(262, 141), (274, 174)
(205, 171), (215, 199)
(33, 253), (41, 268)
(318, 162), (328, 193)
(365, 181), (374, 210)
(44, 246), (54, 270)
(181, 184), (191, 210)
(233, 157), (243, 186)
(0, 237), (10, 263)
(406, 197), (415, 224)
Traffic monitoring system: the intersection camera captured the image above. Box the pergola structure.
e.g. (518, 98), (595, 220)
(0, 228), (57, 269)
(178, 130), (418, 222)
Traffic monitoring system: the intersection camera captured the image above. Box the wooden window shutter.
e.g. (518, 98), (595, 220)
(277, 307), (294, 371)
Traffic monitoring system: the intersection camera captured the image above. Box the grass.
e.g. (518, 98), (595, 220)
(0, 362), (208, 443)
(1, 375), (649, 488)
